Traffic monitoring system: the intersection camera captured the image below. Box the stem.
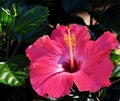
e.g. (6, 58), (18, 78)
(6, 33), (10, 59)
(112, 78), (120, 84)
(11, 42), (20, 57)
(102, 0), (109, 12)
(9, 17), (15, 32)
(6, 16), (15, 59)
(90, 0), (96, 27)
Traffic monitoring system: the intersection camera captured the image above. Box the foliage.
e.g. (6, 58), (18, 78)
(0, 0), (120, 101)
(0, 1), (49, 100)
(0, 55), (28, 86)
(13, 6), (49, 43)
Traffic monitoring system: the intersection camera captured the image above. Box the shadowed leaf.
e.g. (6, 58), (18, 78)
(13, 6), (49, 43)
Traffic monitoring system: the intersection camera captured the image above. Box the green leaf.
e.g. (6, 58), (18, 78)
(112, 65), (120, 77)
(10, 3), (17, 17)
(0, 10), (13, 31)
(110, 49), (120, 65)
(24, 20), (48, 43)
(110, 49), (120, 77)
(0, 23), (2, 34)
(0, 62), (20, 86)
(0, 55), (29, 86)
(14, 6), (49, 43)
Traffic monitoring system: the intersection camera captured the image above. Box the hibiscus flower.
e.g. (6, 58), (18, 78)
(26, 24), (118, 98)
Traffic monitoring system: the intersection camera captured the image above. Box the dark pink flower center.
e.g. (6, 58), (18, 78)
(62, 59), (81, 73)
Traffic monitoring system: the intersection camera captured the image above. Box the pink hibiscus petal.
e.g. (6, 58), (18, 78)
(72, 71), (96, 92)
(91, 31), (118, 57)
(77, 58), (112, 92)
(30, 58), (73, 98)
(88, 58), (112, 87)
(26, 35), (60, 63)
(69, 24), (91, 47)
(73, 57), (112, 92)
(51, 25), (67, 51)
(74, 31), (118, 92)
(77, 31), (118, 63)
(35, 72), (73, 98)
(51, 24), (91, 52)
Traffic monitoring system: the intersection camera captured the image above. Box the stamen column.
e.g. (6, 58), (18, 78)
(64, 27), (76, 71)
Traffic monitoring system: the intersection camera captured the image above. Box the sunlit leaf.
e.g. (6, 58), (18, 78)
(0, 62), (20, 86)
(0, 55), (29, 86)
(110, 49), (120, 77)
(0, 10), (13, 31)
(110, 49), (120, 65)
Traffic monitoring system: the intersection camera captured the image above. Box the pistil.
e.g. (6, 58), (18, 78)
(64, 26), (76, 70)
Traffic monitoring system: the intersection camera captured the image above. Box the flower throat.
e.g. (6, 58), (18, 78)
(64, 26), (76, 71)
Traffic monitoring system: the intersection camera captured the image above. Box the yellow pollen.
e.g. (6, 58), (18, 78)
(64, 27), (76, 70)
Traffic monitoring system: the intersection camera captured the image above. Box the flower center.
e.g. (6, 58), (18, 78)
(64, 26), (76, 71)
(62, 60), (81, 73)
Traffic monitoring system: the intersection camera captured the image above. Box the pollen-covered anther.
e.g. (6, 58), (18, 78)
(64, 33), (76, 47)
